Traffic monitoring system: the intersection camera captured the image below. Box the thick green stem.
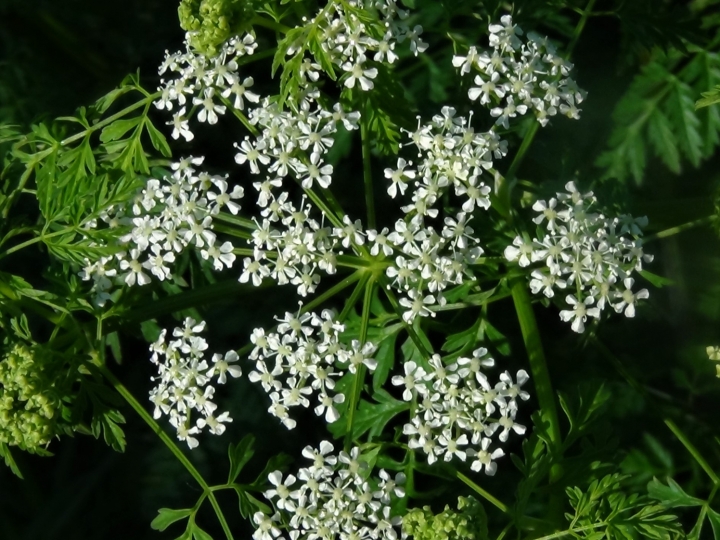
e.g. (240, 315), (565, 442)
(456, 471), (510, 514)
(510, 280), (562, 455)
(643, 215), (715, 243)
(360, 109), (376, 230)
(665, 418), (720, 485)
(100, 368), (235, 540)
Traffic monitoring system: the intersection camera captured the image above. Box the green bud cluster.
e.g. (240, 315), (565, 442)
(402, 497), (487, 540)
(178, 0), (254, 56)
(0, 343), (63, 452)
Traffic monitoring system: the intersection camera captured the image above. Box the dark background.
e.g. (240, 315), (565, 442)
(2, 0), (720, 538)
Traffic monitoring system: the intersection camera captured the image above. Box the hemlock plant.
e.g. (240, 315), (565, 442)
(2, 1), (720, 539)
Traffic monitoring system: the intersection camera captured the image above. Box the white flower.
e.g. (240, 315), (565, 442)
(469, 437), (504, 476)
(168, 107), (194, 141)
(209, 350), (242, 384)
(194, 87), (226, 125)
(559, 294), (601, 333)
(296, 151), (334, 189)
(343, 54), (378, 90)
(391, 361), (426, 401)
(119, 250), (151, 286)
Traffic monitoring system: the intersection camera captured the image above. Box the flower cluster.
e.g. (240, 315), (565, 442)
(247, 309), (377, 429)
(79, 157), (240, 306)
(454, 15), (586, 127)
(156, 32), (259, 140)
(392, 350), (529, 475)
(236, 96), (361, 296)
(0, 344), (64, 451)
(288, 0), (428, 93)
(395, 106), (501, 218)
(254, 441), (405, 540)
(148, 317), (242, 448)
(504, 181), (652, 332)
(374, 212), (484, 323)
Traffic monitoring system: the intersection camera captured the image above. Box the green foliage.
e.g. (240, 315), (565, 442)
(597, 48), (720, 184)
(697, 84), (720, 109)
(563, 474), (683, 539)
(402, 497), (489, 540)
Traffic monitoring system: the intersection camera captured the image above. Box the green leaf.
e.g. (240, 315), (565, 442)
(484, 320), (510, 357)
(647, 477), (704, 508)
(144, 117), (172, 157)
(372, 332), (398, 392)
(235, 487), (255, 519)
(99, 117), (141, 143)
(668, 80), (703, 168)
(94, 85), (134, 114)
(707, 508), (720, 539)
(228, 434), (256, 483)
(330, 389), (409, 440)
(150, 508), (193, 531)
(192, 524), (213, 540)
(251, 453), (293, 489)
(696, 84), (720, 109)
(106, 331), (123, 364)
(0, 442), (23, 479)
(558, 382), (611, 446)
(91, 407), (127, 452)
(441, 320), (479, 353)
(639, 270), (674, 288)
(647, 109), (681, 173)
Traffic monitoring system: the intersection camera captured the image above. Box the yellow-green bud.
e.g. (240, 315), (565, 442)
(178, 0), (255, 56)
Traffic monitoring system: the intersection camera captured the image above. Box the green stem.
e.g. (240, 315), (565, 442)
(345, 277), (375, 449)
(530, 523), (607, 540)
(215, 212), (257, 230)
(360, 107), (376, 230)
(567, 0), (597, 56)
(100, 367), (235, 540)
(456, 471), (510, 514)
(501, 0), (594, 208)
(61, 92), (161, 147)
(382, 283), (432, 361)
(510, 280), (562, 456)
(430, 290), (512, 313)
(643, 215), (715, 243)
(0, 227), (73, 260)
(665, 418), (720, 485)
(219, 94), (260, 137)
(339, 271), (371, 321)
(302, 271), (363, 314)
(251, 15), (291, 34)
(302, 185), (345, 229)
(505, 123), (539, 183)
(214, 223), (253, 240)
